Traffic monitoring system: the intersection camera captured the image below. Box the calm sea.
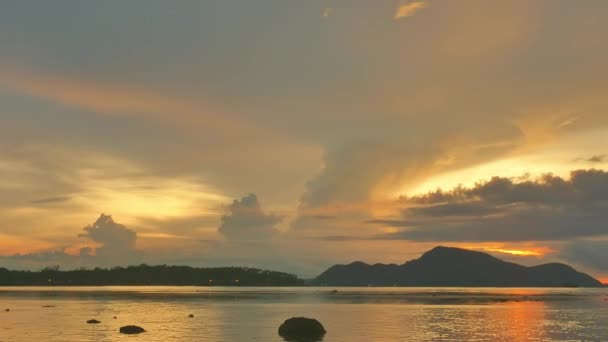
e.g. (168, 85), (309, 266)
(1, 286), (607, 341)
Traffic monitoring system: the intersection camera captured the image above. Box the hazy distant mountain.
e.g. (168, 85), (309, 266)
(314, 246), (603, 287)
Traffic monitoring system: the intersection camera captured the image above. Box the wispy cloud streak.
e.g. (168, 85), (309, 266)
(394, 1), (426, 19)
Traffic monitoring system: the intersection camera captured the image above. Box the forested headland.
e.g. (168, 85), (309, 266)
(0, 265), (304, 286)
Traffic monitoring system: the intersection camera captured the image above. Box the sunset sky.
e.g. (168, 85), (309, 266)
(1, 1), (607, 280)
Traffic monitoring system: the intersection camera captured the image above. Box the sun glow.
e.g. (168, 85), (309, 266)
(455, 244), (553, 257)
(396, 127), (608, 198)
(483, 248), (547, 257)
(75, 174), (228, 221)
(401, 156), (573, 197)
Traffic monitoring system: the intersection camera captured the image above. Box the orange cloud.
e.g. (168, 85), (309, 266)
(0, 66), (279, 141)
(394, 1), (426, 19)
(0, 233), (57, 255)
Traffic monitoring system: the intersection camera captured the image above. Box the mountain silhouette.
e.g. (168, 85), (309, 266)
(314, 246), (603, 287)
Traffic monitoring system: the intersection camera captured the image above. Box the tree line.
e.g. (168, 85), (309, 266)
(0, 264), (304, 286)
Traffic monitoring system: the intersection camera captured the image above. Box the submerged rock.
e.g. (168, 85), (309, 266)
(188, 314), (194, 318)
(87, 319), (101, 324)
(278, 317), (326, 341)
(119, 325), (146, 334)
(4, 309), (9, 312)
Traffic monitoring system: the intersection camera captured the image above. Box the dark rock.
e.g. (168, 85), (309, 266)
(42, 305), (56, 308)
(329, 290), (338, 293)
(5, 309), (9, 312)
(278, 317), (326, 341)
(87, 319), (101, 324)
(188, 314), (194, 318)
(113, 316), (117, 319)
(119, 325), (146, 334)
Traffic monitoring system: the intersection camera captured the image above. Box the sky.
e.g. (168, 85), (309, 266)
(0, 0), (607, 280)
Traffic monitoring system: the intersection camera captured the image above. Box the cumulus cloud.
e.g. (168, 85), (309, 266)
(372, 169), (608, 242)
(218, 194), (281, 240)
(290, 132), (522, 236)
(394, 1), (426, 19)
(291, 142), (434, 230)
(79, 214), (139, 260)
(0, 214), (142, 269)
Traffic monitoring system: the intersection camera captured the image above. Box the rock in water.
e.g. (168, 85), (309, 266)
(4, 309), (9, 312)
(188, 314), (194, 318)
(87, 319), (101, 324)
(119, 325), (146, 334)
(278, 317), (326, 341)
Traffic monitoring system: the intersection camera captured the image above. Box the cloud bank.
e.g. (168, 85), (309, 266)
(373, 169), (608, 242)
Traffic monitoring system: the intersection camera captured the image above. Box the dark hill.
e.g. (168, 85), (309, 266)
(314, 246), (603, 287)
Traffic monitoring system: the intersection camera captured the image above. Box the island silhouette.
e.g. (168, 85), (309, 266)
(0, 246), (603, 287)
(0, 265), (303, 286)
(314, 246), (603, 287)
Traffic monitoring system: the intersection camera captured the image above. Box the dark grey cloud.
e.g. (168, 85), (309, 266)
(218, 194), (281, 240)
(561, 240), (608, 274)
(404, 202), (499, 217)
(29, 196), (72, 205)
(0, 251), (82, 270)
(372, 169), (608, 242)
(576, 155), (606, 163)
(310, 215), (337, 220)
(319, 235), (366, 242)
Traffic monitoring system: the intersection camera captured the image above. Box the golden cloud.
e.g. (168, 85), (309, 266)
(394, 1), (426, 19)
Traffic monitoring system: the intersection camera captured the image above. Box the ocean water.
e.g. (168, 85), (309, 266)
(1, 287), (607, 341)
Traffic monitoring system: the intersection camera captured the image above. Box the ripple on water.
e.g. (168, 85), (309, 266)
(0, 287), (607, 341)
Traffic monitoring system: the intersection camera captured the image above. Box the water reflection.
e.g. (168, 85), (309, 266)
(0, 287), (606, 341)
